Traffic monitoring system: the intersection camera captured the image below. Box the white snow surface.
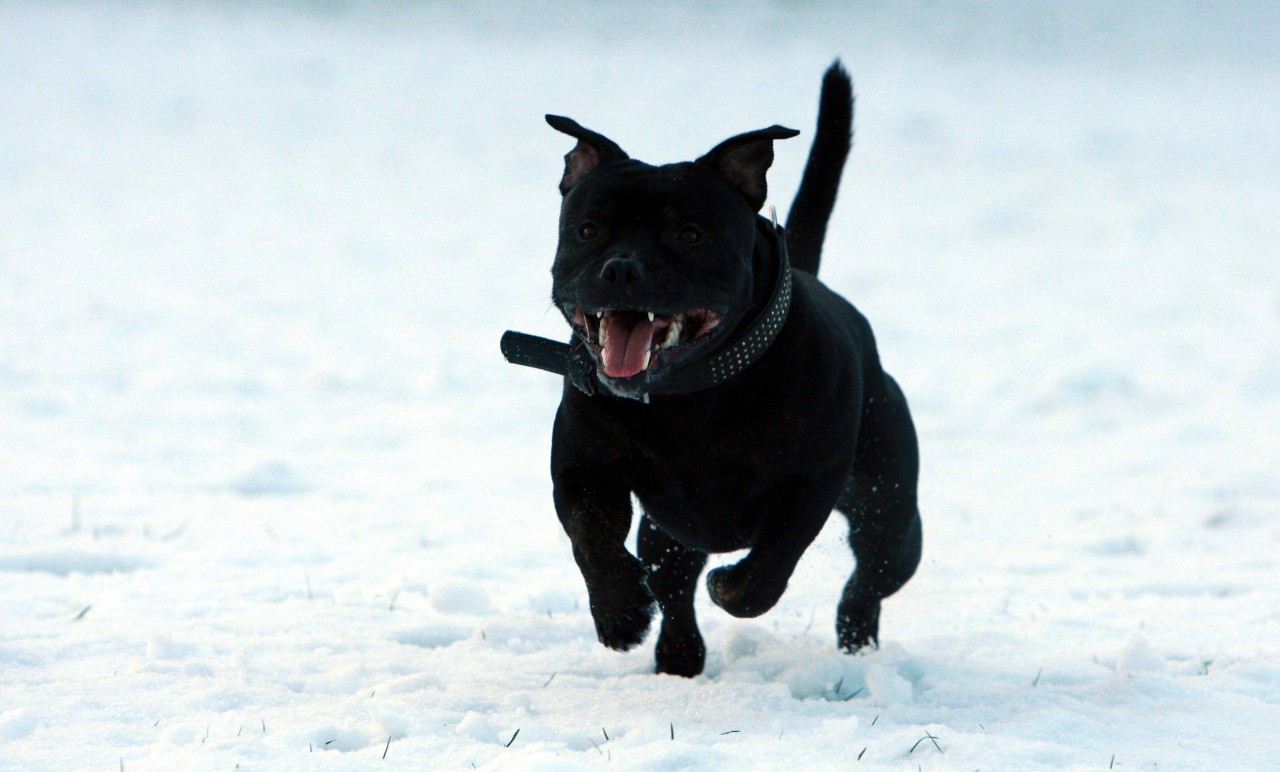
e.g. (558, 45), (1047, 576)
(2, 2), (1279, 769)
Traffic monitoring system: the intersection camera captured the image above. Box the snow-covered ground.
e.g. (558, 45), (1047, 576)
(2, 2), (1278, 769)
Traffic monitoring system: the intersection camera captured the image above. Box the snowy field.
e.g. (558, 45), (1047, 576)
(2, 2), (1279, 769)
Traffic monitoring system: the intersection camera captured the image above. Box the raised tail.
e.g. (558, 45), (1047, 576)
(785, 60), (853, 275)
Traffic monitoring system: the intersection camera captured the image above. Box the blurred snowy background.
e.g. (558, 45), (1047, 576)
(1, 2), (1278, 768)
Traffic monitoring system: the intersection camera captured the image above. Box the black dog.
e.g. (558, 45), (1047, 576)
(503, 62), (921, 677)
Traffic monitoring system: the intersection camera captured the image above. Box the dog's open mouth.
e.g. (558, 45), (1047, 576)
(568, 307), (724, 379)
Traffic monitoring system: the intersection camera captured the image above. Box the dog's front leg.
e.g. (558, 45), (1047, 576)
(706, 479), (841, 618)
(552, 462), (655, 651)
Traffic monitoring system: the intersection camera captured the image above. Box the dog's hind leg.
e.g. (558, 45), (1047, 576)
(638, 515), (708, 677)
(835, 373), (922, 652)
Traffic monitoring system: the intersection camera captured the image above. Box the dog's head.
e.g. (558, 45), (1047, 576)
(547, 115), (798, 399)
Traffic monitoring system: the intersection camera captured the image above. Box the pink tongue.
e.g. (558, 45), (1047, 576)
(602, 316), (658, 378)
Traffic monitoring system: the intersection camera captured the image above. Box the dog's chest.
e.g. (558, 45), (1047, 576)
(615, 405), (786, 552)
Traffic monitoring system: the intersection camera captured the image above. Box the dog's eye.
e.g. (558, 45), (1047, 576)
(578, 223), (599, 240)
(677, 226), (702, 244)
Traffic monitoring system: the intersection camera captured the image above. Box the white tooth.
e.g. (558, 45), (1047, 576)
(642, 349), (651, 370)
(647, 312), (655, 322)
(599, 315), (609, 349)
(596, 310), (603, 319)
(662, 320), (682, 349)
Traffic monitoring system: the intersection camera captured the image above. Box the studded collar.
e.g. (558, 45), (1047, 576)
(500, 213), (793, 401)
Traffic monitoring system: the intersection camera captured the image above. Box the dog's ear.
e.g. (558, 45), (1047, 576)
(546, 115), (629, 195)
(697, 126), (800, 211)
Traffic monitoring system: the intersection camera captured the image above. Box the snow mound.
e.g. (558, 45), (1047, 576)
(228, 462), (313, 497)
(0, 547), (150, 575)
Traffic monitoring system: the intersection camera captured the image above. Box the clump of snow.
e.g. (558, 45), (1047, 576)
(305, 725), (372, 753)
(228, 462), (313, 497)
(1116, 636), (1167, 675)
(0, 547), (150, 575)
(393, 624), (473, 649)
(455, 712), (498, 744)
(865, 664), (916, 706)
(159, 724), (200, 746)
(146, 633), (195, 661)
(428, 579), (492, 615)
(0, 709), (38, 742)
(720, 623), (777, 664)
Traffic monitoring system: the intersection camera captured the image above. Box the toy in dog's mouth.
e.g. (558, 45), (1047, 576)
(567, 307), (724, 380)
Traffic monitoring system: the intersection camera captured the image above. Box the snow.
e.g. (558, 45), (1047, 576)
(2, 1), (1279, 769)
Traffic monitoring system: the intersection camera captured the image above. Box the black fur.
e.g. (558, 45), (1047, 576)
(542, 62), (921, 676)
(786, 61), (854, 274)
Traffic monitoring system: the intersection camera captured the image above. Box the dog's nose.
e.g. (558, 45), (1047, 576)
(599, 256), (644, 285)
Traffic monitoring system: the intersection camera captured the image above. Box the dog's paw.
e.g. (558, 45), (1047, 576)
(655, 628), (706, 678)
(587, 560), (656, 651)
(836, 596), (881, 653)
(706, 563), (785, 618)
(591, 594), (655, 651)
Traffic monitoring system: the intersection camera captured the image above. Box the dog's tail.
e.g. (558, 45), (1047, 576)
(785, 60), (853, 276)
